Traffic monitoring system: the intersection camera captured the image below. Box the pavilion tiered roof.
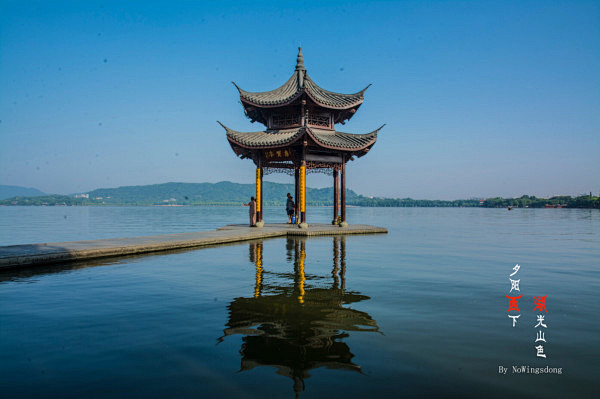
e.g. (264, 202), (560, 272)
(220, 122), (383, 155)
(233, 48), (370, 126)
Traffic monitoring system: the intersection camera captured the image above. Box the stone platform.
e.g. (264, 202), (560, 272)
(0, 223), (387, 270)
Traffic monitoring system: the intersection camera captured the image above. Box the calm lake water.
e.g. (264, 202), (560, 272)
(0, 206), (598, 398)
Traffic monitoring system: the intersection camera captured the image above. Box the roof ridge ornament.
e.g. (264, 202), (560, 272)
(296, 47), (305, 89)
(295, 47), (305, 71)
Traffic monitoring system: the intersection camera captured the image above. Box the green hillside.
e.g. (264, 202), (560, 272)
(1, 182), (597, 208)
(0, 185), (46, 200)
(84, 181), (362, 206)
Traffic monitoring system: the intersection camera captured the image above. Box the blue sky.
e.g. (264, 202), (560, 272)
(1, 0), (598, 199)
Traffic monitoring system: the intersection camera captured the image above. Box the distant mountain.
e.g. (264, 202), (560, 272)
(2, 182), (596, 208)
(0, 185), (46, 200)
(86, 181), (361, 206)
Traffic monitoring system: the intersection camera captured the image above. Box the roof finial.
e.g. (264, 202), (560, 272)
(295, 47), (305, 71)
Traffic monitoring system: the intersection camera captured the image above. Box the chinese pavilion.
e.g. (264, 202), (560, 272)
(220, 48), (383, 227)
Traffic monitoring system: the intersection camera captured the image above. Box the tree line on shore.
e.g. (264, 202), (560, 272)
(349, 194), (598, 208)
(0, 182), (598, 208)
(478, 195), (598, 209)
(348, 195), (600, 209)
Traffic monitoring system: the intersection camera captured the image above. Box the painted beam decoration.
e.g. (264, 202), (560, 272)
(264, 148), (294, 162)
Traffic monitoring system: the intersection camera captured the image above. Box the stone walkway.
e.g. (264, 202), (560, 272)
(0, 223), (387, 269)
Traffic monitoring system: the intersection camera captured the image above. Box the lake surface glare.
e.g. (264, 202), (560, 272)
(1, 206), (598, 398)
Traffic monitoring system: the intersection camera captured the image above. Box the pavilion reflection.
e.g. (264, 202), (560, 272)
(222, 236), (380, 396)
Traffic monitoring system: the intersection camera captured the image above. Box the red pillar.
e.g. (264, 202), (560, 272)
(341, 162), (346, 222)
(255, 167), (261, 222)
(255, 165), (263, 222)
(300, 161), (306, 223)
(333, 169), (339, 224)
(259, 167), (263, 222)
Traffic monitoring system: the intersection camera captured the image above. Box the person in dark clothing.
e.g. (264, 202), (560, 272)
(244, 197), (257, 226)
(286, 193), (295, 223)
